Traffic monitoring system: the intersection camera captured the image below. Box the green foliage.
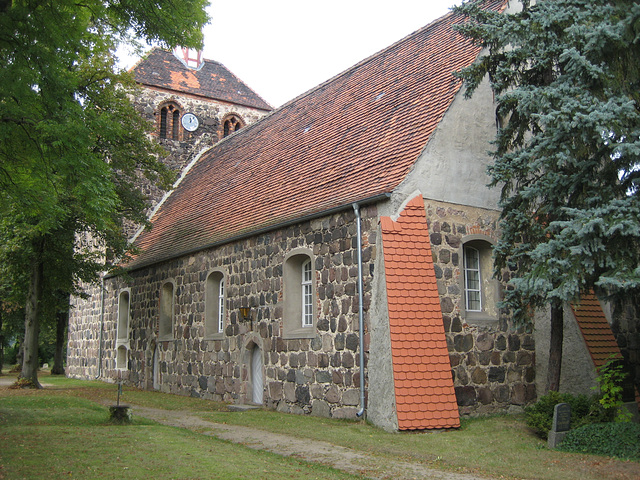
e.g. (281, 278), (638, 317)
(454, 0), (640, 325)
(559, 422), (640, 461)
(0, 0), (208, 382)
(524, 391), (610, 439)
(595, 355), (633, 422)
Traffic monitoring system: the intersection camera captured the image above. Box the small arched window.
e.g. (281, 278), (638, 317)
(283, 249), (316, 339)
(116, 345), (128, 370)
(301, 259), (313, 327)
(116, 289), (130, 370)
(159, 281), (175, 340)
(172, 109), (180, 139)
(463, 246), (482, 312)
(117, 290), (130, 342)
(160, 108), (168, 139)
(205, 271), (225, 339)
(461, 237), (499, 322)
(222, 114), (244, 138)
(158, 102), (182, 140)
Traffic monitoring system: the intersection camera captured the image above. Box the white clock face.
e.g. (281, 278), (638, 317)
(181, 113), (199, 132)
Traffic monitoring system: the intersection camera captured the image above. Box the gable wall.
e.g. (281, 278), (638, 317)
(372, 79), (536, 417)
(68, 205), (378, 419)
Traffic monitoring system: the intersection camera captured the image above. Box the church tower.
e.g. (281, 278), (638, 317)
(129, 48), (272, 212)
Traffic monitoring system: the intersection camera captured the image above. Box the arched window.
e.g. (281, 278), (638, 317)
(222, 114), (244, 138)
(205, 271), (225, 339)
(116, 345), (128, 370)
(464, 246), (482, 312)
(160, 107), (168, 139)
(116, 289), (130, 370)
(158, 102), (182, 140)
(461, 237), (499, 322)
(283, 249), (316, 338)
(172, 109), (180, 139)
(117, 290), (130, 342)
(159, 281), (175, 340)
(301, 259), (313, 327)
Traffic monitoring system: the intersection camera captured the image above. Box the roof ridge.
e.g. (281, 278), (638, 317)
(127, 5), (495, 270)
(274, 10), (462, 111)
(205, 59), (273, 111)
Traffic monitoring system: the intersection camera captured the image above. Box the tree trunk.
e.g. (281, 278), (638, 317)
(20, 250), (44, 388)
(546, 303), (564, 392)
(51, 306), (68, 375)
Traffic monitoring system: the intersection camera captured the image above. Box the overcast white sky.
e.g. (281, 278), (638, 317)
(124, 1), (461, 108)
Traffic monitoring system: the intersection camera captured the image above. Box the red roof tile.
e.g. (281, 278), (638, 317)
(381, 196), (459, 430)
(571, 293), (622, 369)
(132, 48), (272, 111)
(126, 3), (507, 270)
(572, 294), (640, 409)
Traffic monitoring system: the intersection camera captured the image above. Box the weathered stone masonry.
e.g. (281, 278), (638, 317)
(424, 199), (536, 414)
(68, 206), (378, 418)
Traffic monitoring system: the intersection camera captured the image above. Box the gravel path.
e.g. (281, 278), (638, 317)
(129, 405), (492, 480)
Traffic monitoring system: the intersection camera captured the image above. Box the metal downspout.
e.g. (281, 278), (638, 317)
(353, 203), (366, 419)
(95, 276), (105, 380)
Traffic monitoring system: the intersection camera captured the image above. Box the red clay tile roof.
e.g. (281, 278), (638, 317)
(132, 48), (272, 111)
(571, 293), (622, 369)
(381, 196), (459, 430)
(127, 2), (506, 270)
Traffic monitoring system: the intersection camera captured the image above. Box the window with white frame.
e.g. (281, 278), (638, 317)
(205, 271), (225, 339)
(464, 246), (482, 312)
(461, 237), (499, 322)
(218, 278), (225, 332)
(302, 259), (313, 327)
(283, 249), (316, 338)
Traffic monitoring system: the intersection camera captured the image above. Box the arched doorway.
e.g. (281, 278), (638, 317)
(250, 346), (263, 405)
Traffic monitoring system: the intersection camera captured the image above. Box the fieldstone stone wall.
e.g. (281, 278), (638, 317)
(67, 282), (105, 377)
(611, 296), (640, 394)
(424, 199), (536, 414)
(68, 205), (377, 419)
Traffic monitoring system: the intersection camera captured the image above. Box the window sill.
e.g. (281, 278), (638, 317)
(204, 333), (225, 341)
(283, 327), (316, 340)
(462, 312), (498, 327)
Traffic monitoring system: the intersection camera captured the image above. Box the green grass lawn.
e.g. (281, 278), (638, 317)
(0, 391), (359, 480)
(2, 372), (639, 480)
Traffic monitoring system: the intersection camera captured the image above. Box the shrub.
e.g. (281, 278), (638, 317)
(559, 422), (640, 460)
(524, 391), (606, 439)
(595, 356), (634, 422)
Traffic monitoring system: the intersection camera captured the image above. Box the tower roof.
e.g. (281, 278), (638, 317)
(131, 48), (272, 111)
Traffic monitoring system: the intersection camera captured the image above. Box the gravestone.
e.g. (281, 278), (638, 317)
(548, 403), (571, 449)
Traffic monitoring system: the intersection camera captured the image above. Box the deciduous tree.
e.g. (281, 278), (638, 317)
(0, 0), (209, 386)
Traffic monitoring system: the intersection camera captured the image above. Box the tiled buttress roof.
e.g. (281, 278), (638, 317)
(572, 294), (640, 408)
(381, 196), (460, 430)
(128, 2), (507, 270)
(132, 48), (272, 111)
(571, 293), (622, 369)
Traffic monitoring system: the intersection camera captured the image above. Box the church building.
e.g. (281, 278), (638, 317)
(67, 1), (638, 431)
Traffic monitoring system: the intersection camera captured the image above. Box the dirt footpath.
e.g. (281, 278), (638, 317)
(130, 405), (492, 480)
